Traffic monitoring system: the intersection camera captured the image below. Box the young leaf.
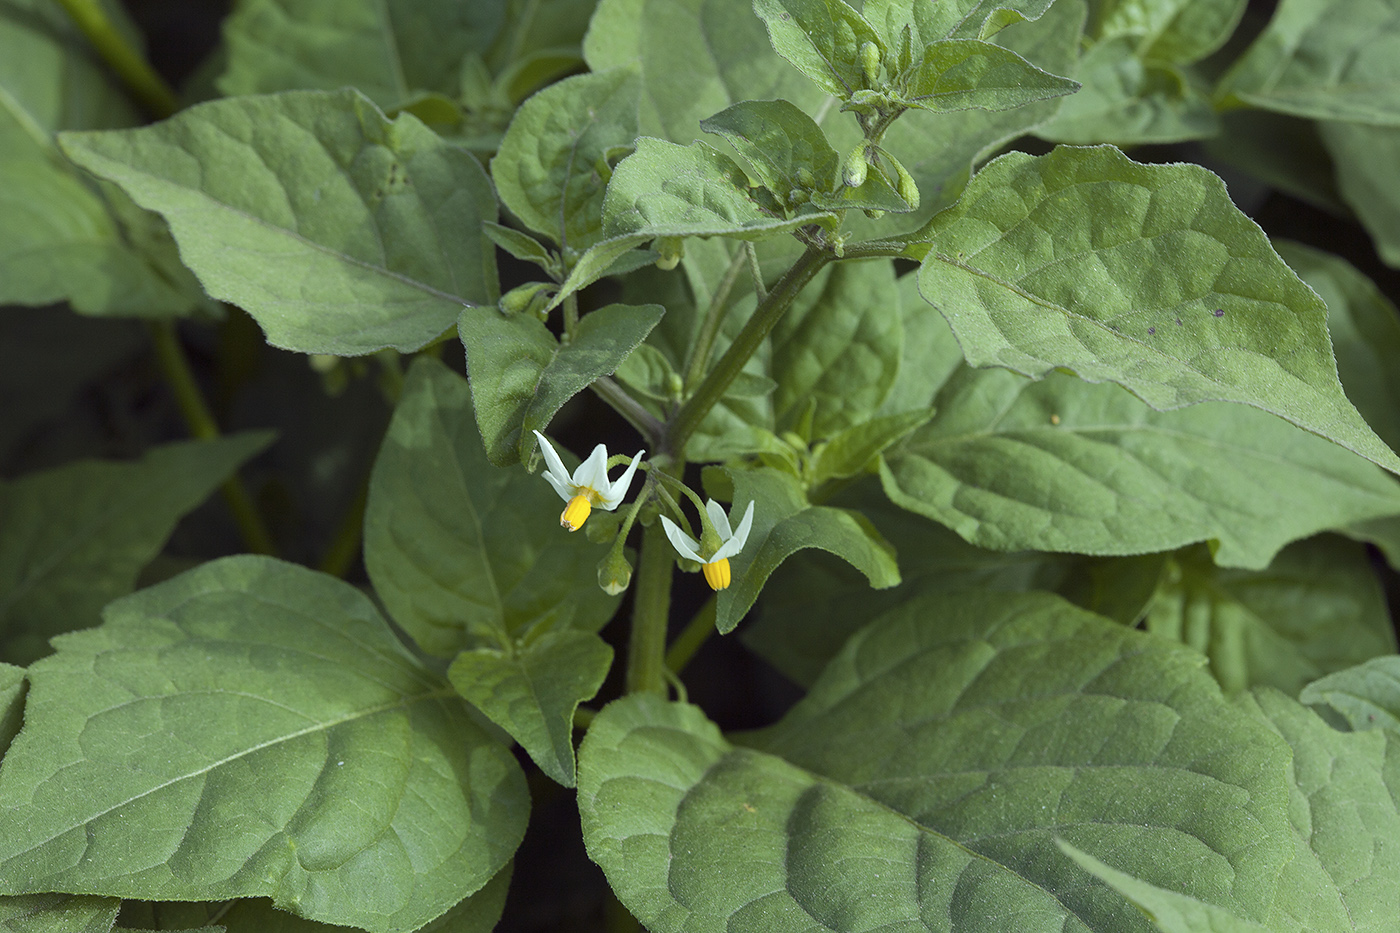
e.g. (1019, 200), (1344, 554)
(769, 259), (903, 437)
(881, 368), (1400, 567)
(1320, 121), (1400, 268)
(712, 466), (900, 633)
(698, 99), (841, 203)
(61, 89), (499, 355)
(580, 592), (1295, 933)
(1218, 0), (1400, 124)
(902, 38), (1079, 112)
(0, 894), (120, 933)
(0, 556), (528, 933)
(448, 630), (612, 786)
(458, 302), (663, 465)
(219, 0), (507, 108)
(917, 144), (1400, 475)
(751, 0), (883, 98)
(1145, 537), (1396, 696)
(492, 68), (641, 251)
(810, 409), (932, 484)
(482, 222), (557, 272)
(1300, 656), (1400, 733)
(364, 358), (621, 657)
(0, 433), (273, 666)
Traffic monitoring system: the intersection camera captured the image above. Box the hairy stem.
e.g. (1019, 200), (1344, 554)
(148, 322), (277, 556)
(626, 518), (675, 695)
(682, 246), (749, 392)
(666, 245), (831, 454)
(55, 0), (178, 118)
(591, 377), (665, 446)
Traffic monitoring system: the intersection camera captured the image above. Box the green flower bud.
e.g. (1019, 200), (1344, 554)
(597, 543), (633, 595)
(863, 208), (886, 220)
(842, 144), (868, 188)
(796, 166), (816, 188)
(654, 236), (684, 271)
(498, 281), (554, 317)
(881, 148), (920, 211)
(860, 41), (882, 87)
(787, 188), (810, 206)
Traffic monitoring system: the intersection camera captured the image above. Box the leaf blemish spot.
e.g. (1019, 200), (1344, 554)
(1213, 308), (1224, 317)
(1147, 326), (1155, 335)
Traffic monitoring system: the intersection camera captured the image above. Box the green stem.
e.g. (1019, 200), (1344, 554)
(563, 292), (580, 338)
(590, 376), (665, 446)
(55, 0), (178, 119)
(666, 246), (831, 454)
(682, 246), (748, 392)
(665, 595), (716, 674)
(318, 473), (369, 578)
(148, 322), (277, 556)
(626, 518), (675, 695)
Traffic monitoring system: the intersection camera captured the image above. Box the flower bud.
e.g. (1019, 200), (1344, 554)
(498, 281), (554, 317)
(860, 41), (882, 87)
(842, 144), (868, 188)
(597, 544), (633, 595)
(654, 236), (684, 271)
(885, 151), (920, 211)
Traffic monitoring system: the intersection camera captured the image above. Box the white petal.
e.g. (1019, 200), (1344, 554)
(599, 449), (644, 509)
(541, 471), (574, 503)
(659, 516), (704, 562)
(574, 443), (611, 491)
(710, 503), (754, 561)
(705, 498), (732, 540)
(532, 430), (572, 484)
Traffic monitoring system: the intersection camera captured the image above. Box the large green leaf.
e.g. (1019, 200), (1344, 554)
(0, 556), (528, 933)
(917, 144), (1400, 474)
(712, 466), (900, 633)
(768, 258), (902, 436)
(1088, 0), (1247, 63)
(0, 662), (21, 758)
(363, 357), (620, 658)
(1301, 656), (1400, 733)
(881, 367), (1400, 566)
(1218, 0), (1400, 124)
(491, 67), (640, 251)
(0, 895), (120, 933)
(0, 0), (195, 316)
(448, 630), (612, 786)
(902, 38), (1079, 113)
(459, 301), (663, 465)
(60, 90), (498, 355)
(0, 434), (273, 666)
(1321, 120), (1400, 268)
(579, 591), (1295, 933)
(1277, 240), (1400, 453)
(219, 0), (506, 107)
(1145, 537), (1396, 696)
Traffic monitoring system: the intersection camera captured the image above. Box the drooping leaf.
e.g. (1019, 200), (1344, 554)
(0, 0), (196, 316)
(917, 144), (1400, 474)
(1276, 240), (1400, 452)
(218, 0), (506, 108)
(0, 556), (528, 933)
(61, 89), (498, 355)
(580, 591), (1295, 933)
(0, 894), (120, 933)
(363, 358), (622, 658)
(459, 302), (663, 464)
(1219, 0), (1400, 125)
(492, 68), (640, 251)
(1320, 120), (1400, 268)
(1301, 656), (1400, 733)
(902, 38), (1079, 112)
(0, 433), (273, 666)
(769, 259), (902, 437)
(448, 631), (612, 786)
(1145, 537), (1396, 696)
(881, 367), (1400, 566)
(712, 465), (900, 632)
(751, 0), (883, 98)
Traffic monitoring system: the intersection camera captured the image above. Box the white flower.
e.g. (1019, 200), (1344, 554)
(660, 499), (755, 590)
(532, 430), (644, 532)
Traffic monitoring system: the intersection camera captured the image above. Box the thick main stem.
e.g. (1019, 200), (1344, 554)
(666, 245), (831, 454)
(626, 519), (675, 695)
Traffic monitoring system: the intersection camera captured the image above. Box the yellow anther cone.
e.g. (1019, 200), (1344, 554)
(560, 495), (592, 531)
(702, 558), (731, 590)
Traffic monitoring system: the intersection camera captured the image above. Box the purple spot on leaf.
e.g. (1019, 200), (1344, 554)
(1175, 318), (1182, 325)
(1213, 308), (1224, 317)
(1148, 327), (1155, 335)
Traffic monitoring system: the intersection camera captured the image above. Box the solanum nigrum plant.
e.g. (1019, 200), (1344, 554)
(3, 0), (1400, 931)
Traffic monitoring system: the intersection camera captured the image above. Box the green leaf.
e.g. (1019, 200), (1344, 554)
(364, 358), (622, 657)
(218, 0), (506, 108)
(881, 367), (1400, 567)
(811, 409), (932, 484)
(1242, 687), (1400, 933)
(698, 99), (843, 204)
(1300, 656), (1400, 733)
(0, 0), (196, 316)
(448, 630), (611, 786)
(1087, 0), (1247, 63)
(459, 301), (663, 465)
(712, 466), (900, 633)
(60, 89), (499, 355)
(1145, 537), (1396, 696)
(482, 221), (557, 272)
(0, 556), (528, 933)
(918, 144), (1400, 475)
(1276, 240), (1400, 453)
(1037, 38), (1218, 145)
(751, 0), (883, 98)
(903, 38), (1079, 112)
(580, 591), (1295, 933)
(1218, 0), (1400, 124)
(912, 0), (1059, 41)
(492, 68), (640, 251)
(769, 259), (903, 436)
(602, 136), (836, 241)
(1055, 842), (1271, 933)
(0, 894), (120, 933)
(0, 662), (21, 757)
(0, 433), (273, 666)
(1320, 120), (1400, 268)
